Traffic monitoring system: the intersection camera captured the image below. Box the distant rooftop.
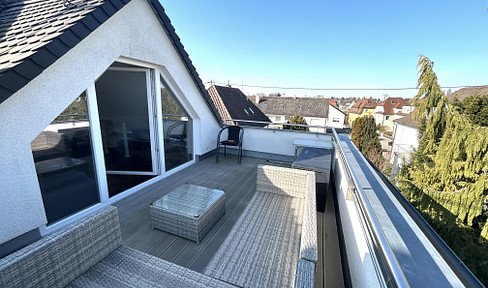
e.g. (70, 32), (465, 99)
(255, 97), (331, 118)
(207, 85), (270, 126)
(376, 97), (411, 115)
(348, 98), (377, 114)
(393, 112), (420, 128)
(447, 85), (488, 102)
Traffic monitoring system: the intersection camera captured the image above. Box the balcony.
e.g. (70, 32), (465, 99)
(112, 124), (482, 287)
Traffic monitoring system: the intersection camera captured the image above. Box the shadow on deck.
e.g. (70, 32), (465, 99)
(114, 155), (344, 287)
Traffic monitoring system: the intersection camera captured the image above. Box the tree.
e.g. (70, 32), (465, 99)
(397, 55), (488, 285)
(457, 94), (488, 127)
(284, 115), (309, 131)
(351, 115), (384, 169)
(351, 116), (365, 150)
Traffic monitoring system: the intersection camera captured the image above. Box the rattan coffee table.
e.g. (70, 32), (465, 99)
(150, 184), (226, 244)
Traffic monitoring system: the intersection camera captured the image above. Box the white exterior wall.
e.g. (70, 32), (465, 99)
(390, 123), (420, 166)
(304, 116), (327, 132)
(327, 104), (346, 128)
(241, 127), (332, 156)
(0, 0), (220, 244)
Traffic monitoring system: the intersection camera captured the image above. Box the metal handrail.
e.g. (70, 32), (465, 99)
(331, 128), (410, 288)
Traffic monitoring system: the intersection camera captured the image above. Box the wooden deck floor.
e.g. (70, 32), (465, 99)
(114, 155), (343, 287)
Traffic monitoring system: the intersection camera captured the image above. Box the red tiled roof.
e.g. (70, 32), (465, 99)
(348, 98), (377, 114)
(376, 97), (411, 115)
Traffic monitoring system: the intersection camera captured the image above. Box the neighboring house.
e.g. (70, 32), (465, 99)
(207, 85), (271, 127)
(446, 85), (488, 102)
(254, 97), (346, 131)
(390, 113), (421, 176)
(0, 0), (223, 249)
(374, 97), (414, 132)
(347, 98), (377, 126)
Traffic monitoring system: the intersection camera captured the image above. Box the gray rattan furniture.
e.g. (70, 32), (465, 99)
(204, 165), (318, 288)
(150, 184), (226, 244)
(0, 206), (234, 288)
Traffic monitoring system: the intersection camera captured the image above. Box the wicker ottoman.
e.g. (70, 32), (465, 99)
(150, 184), (226, 244)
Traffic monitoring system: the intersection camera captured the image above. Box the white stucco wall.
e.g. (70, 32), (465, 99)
(241, 127), (332, 156)
(304, 116), (326, 133)
(0, 0), (220, 244)
(390, 123), (419, 165)
(327, 104), (345, 128)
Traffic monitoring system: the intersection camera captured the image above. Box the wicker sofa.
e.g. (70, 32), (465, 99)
(0, 206), (233, 288)
(204, 164), (318, 288)
(0, 165), (317, 288)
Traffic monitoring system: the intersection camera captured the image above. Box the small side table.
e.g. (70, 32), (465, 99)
(150, 184), (226, 244)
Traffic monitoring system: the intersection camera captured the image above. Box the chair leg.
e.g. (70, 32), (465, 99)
(238, 146), (242, 164)
(216, 145), (220, 163)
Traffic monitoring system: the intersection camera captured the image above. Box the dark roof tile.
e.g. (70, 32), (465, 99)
(44, 39), (70, 57)
(13, 58), (43, 79)
(0, 0), (221, 125)
(208, 85), (271, 126)
(29, 48), (57, 68)
(58, 29), (80, 48)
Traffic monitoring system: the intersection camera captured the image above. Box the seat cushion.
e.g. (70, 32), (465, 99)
(67, 246), (234, 288)
(204, 192), (304, 288)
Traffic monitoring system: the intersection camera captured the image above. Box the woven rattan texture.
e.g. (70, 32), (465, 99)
(0, 206), (121, 288)
(68, 246), (235, 288)
(150, 189), (226, 244)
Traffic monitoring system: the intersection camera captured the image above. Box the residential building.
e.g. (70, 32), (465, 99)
(374, 97), (414, 132)
(447, 85), (488, 102)
(347, 98), (377, 126)
(207, 85), (271, 127)
(390, 113), (421, 176)
(0, 1), (482, 287)
(254, 97), (346, 131)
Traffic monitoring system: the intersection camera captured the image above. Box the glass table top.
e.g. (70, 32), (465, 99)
(152, 184), (225, 218)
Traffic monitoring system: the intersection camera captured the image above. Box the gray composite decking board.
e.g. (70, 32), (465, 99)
(116, 156), (260, 221)
(115, 155), (339, 284)
(322, 188), (345, 288)
(315, 211), (325, 288)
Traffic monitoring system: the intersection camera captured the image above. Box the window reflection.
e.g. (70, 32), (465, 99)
(31, 92), (99, 224)
(161, 77), (193, 171)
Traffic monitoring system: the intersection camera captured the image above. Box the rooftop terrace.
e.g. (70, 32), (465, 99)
(114, 155), (343, 287)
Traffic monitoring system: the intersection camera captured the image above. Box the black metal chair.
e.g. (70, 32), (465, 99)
(216, 126), (244, 164)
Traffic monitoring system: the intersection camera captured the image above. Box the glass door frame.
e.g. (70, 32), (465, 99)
(98, 66), (160, 177)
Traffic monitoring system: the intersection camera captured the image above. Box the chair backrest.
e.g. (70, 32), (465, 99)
(226, 126), (243, 142)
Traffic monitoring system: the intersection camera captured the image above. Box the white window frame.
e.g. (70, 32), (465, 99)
(40, 58), (198, 235)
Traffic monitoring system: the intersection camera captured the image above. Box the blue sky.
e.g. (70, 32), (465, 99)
(160, 1), (488, 98)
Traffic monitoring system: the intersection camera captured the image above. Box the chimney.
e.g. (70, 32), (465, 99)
(256, 95), (261, 104)
(227, 80), (231, 88)
(293, 95), (297, 99)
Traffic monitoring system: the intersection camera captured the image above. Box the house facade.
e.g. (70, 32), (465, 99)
(347, 98), (377, 126)
(374, 97), (414, 131)
(390, 113), (420, 175)
(255, 97), (345, 131)
(0, 0), (222, 249)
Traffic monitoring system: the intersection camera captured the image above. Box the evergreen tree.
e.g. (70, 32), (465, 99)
(284, 115), (309, 131)
(397, 55), (488, 285)
(458, 95), (488, 127)
(351, 117), (365, 150)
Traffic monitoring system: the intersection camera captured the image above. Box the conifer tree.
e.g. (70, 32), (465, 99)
(397, 55), (488, 285)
